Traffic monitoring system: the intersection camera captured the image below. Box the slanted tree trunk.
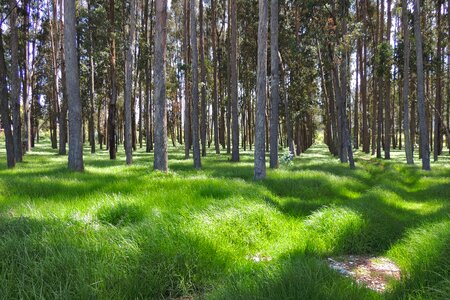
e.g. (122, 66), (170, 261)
(413, 0), (430, 170)
(64, 0), (84, 171)
(254, 0), (268, 180)
(153, 0), (168, 171)
(230, 0), (239, 162)
(124, 0), (136, 165)
(0, 29), (15, 168)
(9, 0), (22, 162)
(402, 0), (414, 164)
(269, 0), (279, 169)
(190, 0), (201, 169)
(108, 0), (118, 159)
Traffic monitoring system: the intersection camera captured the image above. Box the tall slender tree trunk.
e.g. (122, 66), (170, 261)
(254, 0), (268, 180)
(402, 0), (414, 164)
(413, 0), (430, 170)
(124, 0), (136, 165)
(0, 29), (15, 168)
(9, 0), (22, 162)
(190, 0), (201, 168)
(183, 0), (191, 158)
(59, 1), (68, 156)
(384, 0), (392, 159)
(434, 1), (443, 161)
(108, 0), (118, 159)
(199, 0), (207, 157)
(211, 0), (220, 154)
(230, 0), (239, 162)
(23, 0), (32, 151)
(64, 0), (84, 171)
(88, 3), (96, 154)
(269, 0), (279, 169)
(153, 0), (168, 171)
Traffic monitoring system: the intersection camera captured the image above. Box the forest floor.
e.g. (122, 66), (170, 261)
(0, 138), (449, 299)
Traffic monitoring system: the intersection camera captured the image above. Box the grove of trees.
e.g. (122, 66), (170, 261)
(0, 0), (449, 177)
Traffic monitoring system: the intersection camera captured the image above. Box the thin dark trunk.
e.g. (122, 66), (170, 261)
(212, 0), (220, 154)
(230, 0), (239, 162)
(0, 29), (15, 168)
(190, 0), (201, 168)
(199, 0), (207, 157)
(269, 0), (279, 168)
(108, 0), (117, 159)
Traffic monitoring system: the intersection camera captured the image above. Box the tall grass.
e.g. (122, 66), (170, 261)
(0, 139), (449, 299)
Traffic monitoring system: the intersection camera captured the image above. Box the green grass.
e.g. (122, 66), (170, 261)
(0, 138), (449, 299)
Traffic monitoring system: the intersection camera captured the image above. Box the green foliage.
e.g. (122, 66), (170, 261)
(375, 41), (394, 77)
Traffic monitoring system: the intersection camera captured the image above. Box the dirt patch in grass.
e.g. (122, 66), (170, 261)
(327, 255), (401, 292)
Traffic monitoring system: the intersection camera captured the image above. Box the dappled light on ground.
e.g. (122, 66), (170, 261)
(0, 140), (449, 299)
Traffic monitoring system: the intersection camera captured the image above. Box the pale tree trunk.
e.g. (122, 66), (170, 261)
(23, 0), (32, 151)
(0, 29), (15, 168)
(108, 0), (117, 159)
(230, 0), (239, 162)
(153, 0), (168, 171)
(199, 0), (207, 157)
(361, 0), (369, 153)
(402, 0), (413, 164)
(64, 0), (84, 171)
(254, 0), (268, 180)
(269, 0), (279, 169)
(211, 0), (220, 154)
(9, 0), (22, 162)
(413, 0), (430, 170)
(190, 0), (201, 168)
(124, 0), (136, 165)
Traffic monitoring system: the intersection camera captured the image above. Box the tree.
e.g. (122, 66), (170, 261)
(199, 0), (207, 157)
(64, 0), (84, 171)
(124, 0), (137, 165)
(211, 0), (220, 154)
(190, 0), (201, 168)
(153, 0), (168, 171)
(269, 0), (279, 169)
(108, 0), (118, 159)
(254, 0), (268, 180)
(402, 0), (414, 164)
(9, 0), (22, 162)
(230, 0), (239, 162)
(0, 29), (15, 168)
(413, 0), (430, 170)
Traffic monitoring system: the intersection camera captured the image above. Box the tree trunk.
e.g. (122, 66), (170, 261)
(190, 0), (201, 169)
(211, 0), (220, 154)
(64, 0), (84, 171)
(269, 0), (279, 169)
(9, 0), (22, 162)
(153, 0), (168, 171)
(0, 29), (15, 168)
(254, 0), (268, 180)
(108, 0), (117, 159)
(413, 0), (430, 170)
(124, 0), (136, 165)
(230, 0), (239, 162)
(199, 0), (207, 157)
(402, 0), (414, 164)
(384, 0), (392, 159)
(434, 1), (443, 161)
(183, 0), (191, 159)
